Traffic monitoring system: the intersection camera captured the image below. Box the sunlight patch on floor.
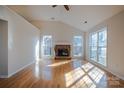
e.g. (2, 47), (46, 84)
(65, 67), (85, 87)
(71, 75), (96, 88)
(47, 60), (71, 67)
(65, 62), (106, 88)
(82, 63), (94, 72)
(88, 67), (104, 83)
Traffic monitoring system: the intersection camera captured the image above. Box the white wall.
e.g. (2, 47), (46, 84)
(0, 20), (8, 76)
(0, 6), (40, 77)
(85, 10), (124, 80)
(31, 21), (85, 59)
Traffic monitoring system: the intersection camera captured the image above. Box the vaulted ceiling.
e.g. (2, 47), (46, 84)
(8, 5), (124, 31)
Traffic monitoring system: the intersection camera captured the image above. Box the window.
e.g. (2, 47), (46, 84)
(89, 28), (107, 66)
(89, 33), (97, 61)
(98, 30), (107, 65)
(42, 35), (52, 56)
(73, 36), (83, 57)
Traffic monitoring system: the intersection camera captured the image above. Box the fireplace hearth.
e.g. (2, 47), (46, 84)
(54, 45), (71, 60)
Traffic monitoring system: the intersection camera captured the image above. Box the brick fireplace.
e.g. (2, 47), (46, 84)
(54, 45), (71, 60)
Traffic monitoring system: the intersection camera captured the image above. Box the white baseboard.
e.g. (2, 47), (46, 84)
(86, 59), (124, 80)
(8, 61), (35, 78)
(105, 68), (124, 80)
(0, 75), (9, 78)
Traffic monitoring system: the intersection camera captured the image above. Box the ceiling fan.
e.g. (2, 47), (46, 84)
(52, 5), (69, 11)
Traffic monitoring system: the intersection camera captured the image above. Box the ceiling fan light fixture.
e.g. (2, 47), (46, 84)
(52, 5), (69, 11)
(64, 5), (69, 11)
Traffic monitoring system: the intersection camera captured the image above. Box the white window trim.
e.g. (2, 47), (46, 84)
(89, 27), (107, 67)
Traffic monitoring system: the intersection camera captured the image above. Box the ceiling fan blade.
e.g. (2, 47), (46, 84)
(52, 5), (57, 7)
(64, 5), (69, 11)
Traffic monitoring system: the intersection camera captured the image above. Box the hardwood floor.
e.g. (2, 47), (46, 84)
(0, 59), (124, 88)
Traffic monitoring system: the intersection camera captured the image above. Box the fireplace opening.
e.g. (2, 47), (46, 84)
(57, 48), (69, 56)
(54, 45), (71, 59)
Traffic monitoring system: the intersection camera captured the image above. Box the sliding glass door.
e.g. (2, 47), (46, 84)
(89, 28), (107, 66)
